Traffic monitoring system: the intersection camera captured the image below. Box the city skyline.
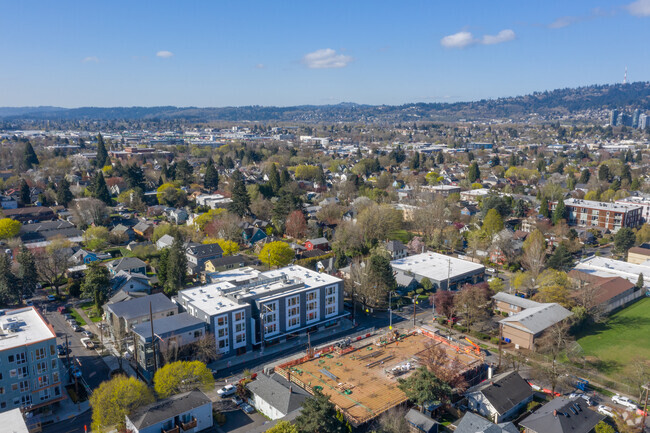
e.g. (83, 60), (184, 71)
(1, 0), (649, 107)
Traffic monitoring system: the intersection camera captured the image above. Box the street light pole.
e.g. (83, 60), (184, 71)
(412, 295), (418, 327)
(389, 291), (392, 330)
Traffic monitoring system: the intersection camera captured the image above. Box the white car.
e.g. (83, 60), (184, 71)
(569, 393), (593, 406)
(598, 405), (615, 417)
(612, 394), (637, 410)
(217, 384), (236, 398)
(486, 268), (496, 273)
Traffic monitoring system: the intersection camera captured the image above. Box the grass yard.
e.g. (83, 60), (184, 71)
(68, 309), (87, 327)
(79, 302), (103, 323)
(576, 297), (650, 376)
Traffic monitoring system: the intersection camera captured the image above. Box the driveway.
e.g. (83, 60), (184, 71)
(215, 399), (270, 433)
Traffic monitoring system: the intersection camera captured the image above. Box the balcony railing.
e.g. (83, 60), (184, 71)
(161, 427), (179, 433)
(180, 418), (197, 430)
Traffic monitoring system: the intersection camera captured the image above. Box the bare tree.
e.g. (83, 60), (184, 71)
(34, 237), (72, 296)
(193, 332), (219, 364)
(455, 283), (491, 332)
(71, 198), (109, 227)
(373, 407), (409, 433)
(522, 229), (546, 279)
(422, 343), (468, 392)
(535, 322), (574, 395)
(412, 197), (448, 248)
(571, 272), (606, 324)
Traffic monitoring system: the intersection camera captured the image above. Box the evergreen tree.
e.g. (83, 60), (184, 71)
(409, 152), (420, 170)
(96, 133), (109, 168)
(228, 170), (250, 217)
(164, 236), (188, 295)
(0, 253), (19, 306)
(160, 163), (169, 182)
(19, 179), (30, 205)
(467, 162), (480, 183)
(367, 253), (397, 294)
(204, 157), (219, 191)
(637, 273), (644, 290)
(598, 164), (610, 182)
(540, 197), (550, 218)
(621, 164), (632, 185)
(268, 163), (281, 193)
(157, 248), (169, 288)
(92, 171), (112, 205)
(81, 262), (110, 309)
(552, 198), (566, 224)
(16, 246), (38, 299)
(547, 244), (573, 271)
(124, 164), (145, 191)
(436, 151), (445, 164)
(24, 141), (39, 169)
(280, 168), (291, 186)
(579, 168), (590, 184)
(56, 178), (73, 206)
(294, 390), (347, 433)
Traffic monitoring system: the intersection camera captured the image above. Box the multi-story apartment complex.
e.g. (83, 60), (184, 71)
(175, 266), (345, 358)
(0, 307), (63, 414)
(550, 198), (642, 232)
(616, 195), (650, 223)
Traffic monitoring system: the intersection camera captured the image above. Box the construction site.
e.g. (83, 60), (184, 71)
(274, 326), (487, 427)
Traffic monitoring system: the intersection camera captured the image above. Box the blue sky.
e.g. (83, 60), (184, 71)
(1, 0), (649, 107)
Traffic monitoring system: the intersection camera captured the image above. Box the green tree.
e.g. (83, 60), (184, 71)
(24, 141), (39, 169)
(637, 273), (644, 290)
(96, 133), (109, 168)
(397, 366), (452, 410)
(124, 164), (145, 191)
(16, 246), (38, 299)
(578, 168), (590, 184)
(56, 177), (73, 206)
(614, 227), (636, 255)
(482, 208), (504, 239)
(163, 236), (188, 295)
(409, 152), (420, 170)
(91, 171), (112, 205)
(294, 390), (347, 433)
(19, 179), (30, 205)
(267, 420), (298, 433)
(81, 262), (110, 309)
(153, 360), (214, 398)
(83, 226), (110, 251)
(367, 252), (396, 295)
(268, 163), (281, 194)
(204, 157), (219, 190)
(552, 198), (566, 225)
(533, 269), (573, 307)
(90, 375), (154, 432)
(547, 244), (574, 272)
(259, 241), (295, 268)
(594, 421), (615, 433)
(228, 170), (251, 217)
(467, 162), (480, 183)
(539, 197), (550, 218)
(157, 248), (169, 288)
(0, 253), (19, 306)
(174, 160), (194, 184)
(598, 164), (610, 182)
(0, 218), (21, 240)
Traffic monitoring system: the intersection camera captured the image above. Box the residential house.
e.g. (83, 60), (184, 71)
(0, 308), (64, 414)
(0, 195), (18, 210)
(519, 397), (604, 433)
(404, 409), (439, 433)
(465, 371), (534, 423)
(242, 227), (267, 246)
(133, 313), (206, 381)
(461, 205), (480, 217)
(70, 248), (112, 265)
(125, 389), (213, 433)
(2, 206), (56, 222)
(627, 246), (650, 265)
(133, 221), (154, 239)
(168, 208), (189, 224)
(110, 270), (152, 295)
(203, 255), (246, 275)
(186, 243), (224, 274)
(304, 237), (329, 252)
(105, 257), (147, 276)
(246, 374), (309, 420)
(105, 293), (178, 340)
(110, 224), (135, 243)
(126, 240), (153, 251)
(455, 412), (518, 433)
(492, 292), (541, 316)
(499, 303), (573, 350)
(156, 234), (175, 250)
(385, 240), (408, 260)
(568, 270), (642, 313)
(19, 220), (83, 246)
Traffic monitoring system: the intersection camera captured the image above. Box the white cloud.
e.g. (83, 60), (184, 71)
(441, 29), (515, 49)
(302, 48), (352, 69)
(156, 50), (174, 58)
(82, 56), (99, 63)
(626, 0), (650, 16)
(481, 29), (516, 45)
(255, 63), (265, 69)
(440, 31), (477, 49)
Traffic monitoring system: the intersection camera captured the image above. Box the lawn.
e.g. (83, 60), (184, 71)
(79, 302), (103, 323)
(576, 297), (650, 376)
(68, 309), (87, 327)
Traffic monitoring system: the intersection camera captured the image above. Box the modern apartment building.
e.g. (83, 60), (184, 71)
(0, 307), (63, 414)
(550, 198), (642, 232)
(616, 195), (650, 223)
(175, 265), (345, 358)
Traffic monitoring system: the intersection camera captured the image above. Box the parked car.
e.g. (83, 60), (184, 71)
(569, 393), (594, 406)
(57, 306), (67, 314)
(71, 366), (82, 379)
(56, 344), (68, 356)
(612, 394), (638, 410)
(71, 324), (82, 332)
(598, 405), (615, 417)
(217, 384), (236, 398)
(231, 396), (243, 406)
(240, 403), (255, 414)
(47, 295), (56, 302)
(63, 313), (72, 320)
(80, 338), (94, 349)
(486, 267), (496, 274)
(81, 330), (93, 338)
(67, 320), (77, 327)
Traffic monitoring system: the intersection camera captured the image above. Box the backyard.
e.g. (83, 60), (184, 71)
(576, 297), (650, 377)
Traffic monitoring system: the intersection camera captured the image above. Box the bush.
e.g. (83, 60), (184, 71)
(213, 409), (226, 426)
(415, 288), (424, 295)
(526, 401), (541, 412)
(471, 331), (489, 340)
(490, 337), (501, 345)
(501, 311), (509, 317)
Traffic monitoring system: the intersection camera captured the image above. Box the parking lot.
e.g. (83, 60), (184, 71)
(213, 397), (269, 433)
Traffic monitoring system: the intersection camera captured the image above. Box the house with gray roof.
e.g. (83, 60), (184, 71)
(519, 397), (604, 433)
(499, 303), (573, 350)
(246, 373), (310, 420)
(455, 412), (518, 433)
(125, 389), (212, 433)
(105, 257), (147, 276)
(465, 371), (534, 423)
(492, 292), (542, 316)
(405, 409), (439, 433)
(385, 240), (407, 260)
(105, 293), (178, 340)
(156, 234), (175, 250)
(186, 243), (223, 274)
(110, 270), (151, 294)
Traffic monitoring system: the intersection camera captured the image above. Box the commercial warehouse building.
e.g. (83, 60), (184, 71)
(390, 252), (485, 291)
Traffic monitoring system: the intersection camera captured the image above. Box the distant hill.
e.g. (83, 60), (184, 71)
(2, 82), (649, 123)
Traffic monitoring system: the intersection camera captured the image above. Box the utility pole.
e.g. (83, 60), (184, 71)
(498, 323), (503, 368)
(150, 302), (157, 373)
(642, 383), (649, 432)
(389, 291), (393, 330)
(412, 295), (417, 327)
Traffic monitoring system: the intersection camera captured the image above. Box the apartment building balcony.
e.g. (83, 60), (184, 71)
(181, 418), (197, 430)
(162, 427), (179, 433)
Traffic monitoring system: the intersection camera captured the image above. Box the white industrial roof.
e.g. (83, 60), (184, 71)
(391, 252), (485, 283)
(563, 198), (642, 213)
(0, 307), (56, 352)
(0, 408), (29, 433)
(573, 256), (650, 287)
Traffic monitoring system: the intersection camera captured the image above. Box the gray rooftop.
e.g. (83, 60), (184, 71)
(132, 312), (205, 342)
(106, 293), (177, 320)
(519, 397), (604, 433)
(105, 256), (147, 271)
(127, 389), (211, 430)
(455, 412), (518, 433)
(492, 292), (541, 310)
(500, 303), (573, 335)
(466, 371), (534, 415)
(247, 373), (309, 415)
(405, 409), (438, 433)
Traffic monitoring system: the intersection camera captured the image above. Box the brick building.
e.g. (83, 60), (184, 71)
(549, 198), (642, 232)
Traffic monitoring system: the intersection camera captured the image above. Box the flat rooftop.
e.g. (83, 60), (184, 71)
(391, 252), (484, 282)
(0, 307), (56, 351)
(563, 198), (642, 213)
(573, 256), (650, 287)
(276, 330), (483, 426)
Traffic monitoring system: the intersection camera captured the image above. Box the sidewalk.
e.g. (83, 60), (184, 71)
(33, 387), (91, 426)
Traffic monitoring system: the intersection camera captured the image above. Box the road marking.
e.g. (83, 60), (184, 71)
(89, 372), (96, 378)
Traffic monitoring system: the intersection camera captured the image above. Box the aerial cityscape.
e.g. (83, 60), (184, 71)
(1, 1), (650, 433)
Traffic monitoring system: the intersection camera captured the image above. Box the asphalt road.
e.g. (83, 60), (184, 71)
(41, 411), (92, 433)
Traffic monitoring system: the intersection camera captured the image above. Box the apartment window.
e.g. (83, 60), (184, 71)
(39, 388), (51, 401)
(217, 316), (228, 327)
(193, 330), (202, 338)
(21, 395), (32, 407)
(0, 387), (4, 395)
(235, 311), (244, 321)
(215, 314), (230, 354)
(9, 369), (16, 378)
(263, 301), (279, 338)
(15, 353), (26, 365)
(54, 386), (60, 396)
(235, 323), (245, 333)
(233, 310), (246, 349)
(37, 375), (49, 388)
(35, 348), (46, 361)
(50, 345), (56, 356)
(11, 384), (17, 391)
(306, 290), (319, 324)
(18, 367), (28, 378)
(286, 295), (300, 330)
(19, 380), (29, 393)
(36, 361), (47, 374)
(236, 334), (245, 344)
(325, 286), (337, 318)
(0, 402), (5, 409)
(8, 355), (13, 363)
(51, 359), (57, 370)
(52, 372), (59, 383)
